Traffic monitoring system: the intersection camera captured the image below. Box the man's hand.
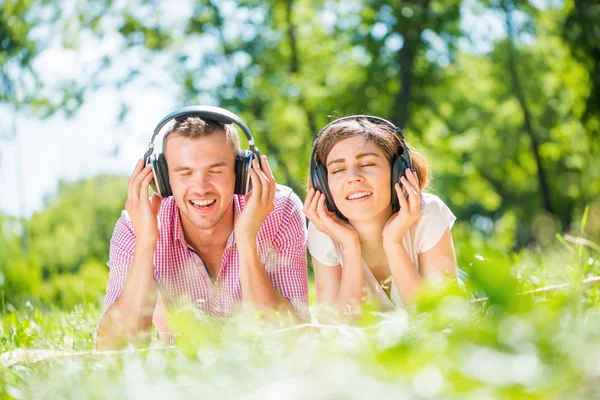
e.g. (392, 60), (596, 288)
(126, 158), (163, 246)
(234, 155), (276, 240)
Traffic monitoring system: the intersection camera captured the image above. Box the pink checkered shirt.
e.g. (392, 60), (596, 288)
(99, 184), (309, 339)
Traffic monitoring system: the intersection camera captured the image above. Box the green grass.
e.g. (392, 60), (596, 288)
(1, 236), (600, 399)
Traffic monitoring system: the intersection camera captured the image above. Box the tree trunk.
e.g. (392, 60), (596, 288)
(503, 0), (554, 215)
(390, 0), (430, 128)
(285, 0), (317, 136)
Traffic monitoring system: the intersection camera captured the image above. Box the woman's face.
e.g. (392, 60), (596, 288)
(325, 135), (392, 223)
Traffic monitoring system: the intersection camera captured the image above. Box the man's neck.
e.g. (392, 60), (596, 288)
(180, 201), (235, 254)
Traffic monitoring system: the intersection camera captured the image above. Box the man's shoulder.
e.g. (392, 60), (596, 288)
(272, 184), (305, 217)
(264, 184), (305, 227)
(266, 185), (307, 244)
(274, 184), (302, 205)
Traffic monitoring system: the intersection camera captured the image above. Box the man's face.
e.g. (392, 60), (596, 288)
(165, 132), (237, 230)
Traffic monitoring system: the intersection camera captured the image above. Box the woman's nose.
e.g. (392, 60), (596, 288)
(345, 167), (364, 184)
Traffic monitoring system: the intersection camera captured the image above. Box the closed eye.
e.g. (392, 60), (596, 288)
(361, 163), (375, 167)
(331, 168), (345, 175)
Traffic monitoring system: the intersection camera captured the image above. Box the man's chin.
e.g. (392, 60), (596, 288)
(187, 214), (221, 230)
(182, 206), (222, 230)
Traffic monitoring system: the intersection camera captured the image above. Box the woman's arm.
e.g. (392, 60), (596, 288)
(313, 242), (366, 313)
(384, 227), (457, 307)
(383, 170), (457, 307)
(418, 227), (457, 281)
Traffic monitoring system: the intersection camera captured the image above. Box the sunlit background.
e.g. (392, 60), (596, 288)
(1, 0), (600, 398)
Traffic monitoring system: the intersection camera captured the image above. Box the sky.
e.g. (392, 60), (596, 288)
(0, 0), (514, 218)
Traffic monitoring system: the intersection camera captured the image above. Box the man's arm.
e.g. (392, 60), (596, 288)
(237, 236), (298, 317)
(96, 238), (157, 349)
(96, 159), (162, 349)
(235, 156), (308, 321)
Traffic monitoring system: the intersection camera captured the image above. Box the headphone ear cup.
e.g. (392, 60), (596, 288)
(157, 154), (172, 197)
(151, 153), (172, 198)
(234, 150), (254, 195)
(390, 156), (407, 213)
(313, 164), (345, 220)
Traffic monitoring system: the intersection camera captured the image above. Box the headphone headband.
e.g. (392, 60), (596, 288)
(143, 105), (260, 160)
(312, 115), (405, 149)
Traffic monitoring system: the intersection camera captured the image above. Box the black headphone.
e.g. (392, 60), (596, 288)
(143, 105), (261, 198)
(309, 115), (413, 220)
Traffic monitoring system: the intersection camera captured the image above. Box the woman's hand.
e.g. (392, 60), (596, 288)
(303, 188), (359, 250)
(383, 169), (422, 247)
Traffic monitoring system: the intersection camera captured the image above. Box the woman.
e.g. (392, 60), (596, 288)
(304, 115), (457, 313)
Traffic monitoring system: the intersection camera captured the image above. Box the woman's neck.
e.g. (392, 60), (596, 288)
(350, 206), (392, 250)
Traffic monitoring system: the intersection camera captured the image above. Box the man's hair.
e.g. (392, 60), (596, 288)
(312, 117), (430, 191)
(162, 116), (241, 154)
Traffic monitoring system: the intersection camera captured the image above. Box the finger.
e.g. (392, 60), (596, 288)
(132, 165), (153, 203)
(401, 176), (418, 196)
(260, 155), (275, 180)
(129, 158), (145, 192)
(259, 156), (276, 203)
(303, 188), (315, 214)
(252, 158), (270, 202)
(132, 158), (145, 176)
(396, 182), (409, 210)
(401, 177), (419, 213)
(318, 195), (339, 229)
(140, 168), (155, 201)
(247, 167), (262, 202)
(316, 193), (330, 223)
(306, 189), (322, 224)
(407, 169), (420, 192)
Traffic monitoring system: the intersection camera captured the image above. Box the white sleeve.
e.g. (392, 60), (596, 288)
(414, 194), (457, 253)
(307, 222), (340, 266)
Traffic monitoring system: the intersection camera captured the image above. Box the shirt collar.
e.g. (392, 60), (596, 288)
(173, 195), (244, 249)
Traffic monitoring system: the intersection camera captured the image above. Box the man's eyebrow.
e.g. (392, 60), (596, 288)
(208, 161), (228, 168)
(326, 152), (381, 167)
(172, 165), (192, 172)
(171, 161), (229, 172)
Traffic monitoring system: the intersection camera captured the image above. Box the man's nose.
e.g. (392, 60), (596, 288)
(191, 171), (212, 191)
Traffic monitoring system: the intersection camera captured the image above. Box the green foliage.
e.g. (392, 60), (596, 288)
(0, 1), (599, 397)
(27, 175), (126, 276)
(0, 239), (599, 398)
(0, 175), (124, 309)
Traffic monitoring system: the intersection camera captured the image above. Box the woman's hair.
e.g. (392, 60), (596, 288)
(311, 117), (430, 191)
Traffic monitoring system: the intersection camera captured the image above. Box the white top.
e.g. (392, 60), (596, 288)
(307, 192), (456, 308)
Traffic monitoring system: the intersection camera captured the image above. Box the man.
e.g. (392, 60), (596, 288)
(96, 111), (308, 349)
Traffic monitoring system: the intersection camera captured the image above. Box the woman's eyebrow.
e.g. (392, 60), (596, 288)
(355, 152), (381, 160)
(326, 158), (345, 167)
(326, 152), (381, 167)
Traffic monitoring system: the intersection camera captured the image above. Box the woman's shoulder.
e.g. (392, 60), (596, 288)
(418, 192), (455, 218)
(307, 222), (341, 266)
(414, 192), (457, 253)
(419, 192), (448, 209)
